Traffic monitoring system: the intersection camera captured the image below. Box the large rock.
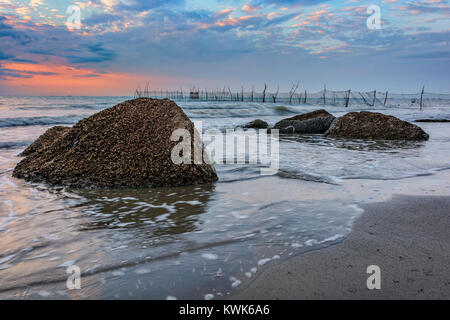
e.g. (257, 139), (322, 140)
(13, 98), (218, 188)
(273, 109), (335, 134)
(325, 111), (429, 141)
(242, 119), (269, 129)
(19, 126), (70, 156)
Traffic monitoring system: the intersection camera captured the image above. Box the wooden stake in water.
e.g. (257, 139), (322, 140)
(262, 83), (267, 103)
(384, 91), (388, 105)
(272, 85), (279, 103)
(345, 90), (350, 108)
(420, 85), (425, 110)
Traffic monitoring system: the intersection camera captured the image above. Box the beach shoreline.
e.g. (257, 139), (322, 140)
(231, 194), (450, 299)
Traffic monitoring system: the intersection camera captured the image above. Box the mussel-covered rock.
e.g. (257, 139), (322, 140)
(14, 98), (218, 188)
(325, 111), (429, 141)
(273, 109), (335, 134)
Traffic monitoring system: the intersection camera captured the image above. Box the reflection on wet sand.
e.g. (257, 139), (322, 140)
(72, 184), (215, 241)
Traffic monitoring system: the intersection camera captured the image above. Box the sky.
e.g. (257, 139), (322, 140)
(0, 0), (449, 95)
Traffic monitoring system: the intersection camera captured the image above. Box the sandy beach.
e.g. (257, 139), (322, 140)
(232, 194), (450, 299)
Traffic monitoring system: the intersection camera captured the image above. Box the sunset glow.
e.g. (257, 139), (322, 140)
(1, 0), (449, 95)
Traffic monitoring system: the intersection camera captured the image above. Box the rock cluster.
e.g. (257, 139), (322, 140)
(245, 109), (429, 141)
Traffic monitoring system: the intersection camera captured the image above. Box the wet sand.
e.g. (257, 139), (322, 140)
(232, 195), (450, 299)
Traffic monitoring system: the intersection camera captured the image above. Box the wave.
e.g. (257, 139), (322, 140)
(277, 169), (342, 185)
(68, 104), (102, 110)
(215, 165), (342, 185)
(0, 115), (83, 128)
(217, 165), (450, 185)
(0, 226), (266, 293)
(0, 141), (31, 149)
(17, 104), (101, 110)
(184, 104), (299, 119)
(274, 106), (296, 113)
(340, 166), (450, 181)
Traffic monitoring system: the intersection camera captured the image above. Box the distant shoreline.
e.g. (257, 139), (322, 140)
(231, 194), (450, 299)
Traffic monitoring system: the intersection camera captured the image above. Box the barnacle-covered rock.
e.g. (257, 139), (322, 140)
(325, 111), (429, 141)
(14, 98), (218, 188)
(273, 109), (335, 134)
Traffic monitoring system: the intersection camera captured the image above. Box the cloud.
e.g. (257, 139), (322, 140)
(66, 43), (117, 64)
(0, 50), (13, 60)
(115, 0), (184, 11)
(0, 66), (59, 79)
(264, 12), (299, 26)
(0, 49), (38, 64)
(72, 73), (102, 77)
(397, 2), (450, 15)
(254, 0), (330, 6)
(0, 16), (27, 41)
(83, 13), (122, 26)
(214, 8), (233, 18)
(242, 3), (260, 13)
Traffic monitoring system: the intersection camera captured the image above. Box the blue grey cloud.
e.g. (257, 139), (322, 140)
(66, 43), (117, 64)
(116, 0), (184, 11)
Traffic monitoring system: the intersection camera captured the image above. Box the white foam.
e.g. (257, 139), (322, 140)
(201, 253), (218, 260)
(135, 268), (151, 274)
(305, 239), (319, 246)
(231, 279), (242, 288)
(38, 290), (52, 298)
(319, 234), (343, 244)
(257, 258), (271, 266)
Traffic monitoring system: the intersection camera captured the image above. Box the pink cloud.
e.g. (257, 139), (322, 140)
(241, 3), (259, 14)
(214, 8), (233, 18)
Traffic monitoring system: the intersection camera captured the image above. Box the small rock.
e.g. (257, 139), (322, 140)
(242, 119), (269, 129)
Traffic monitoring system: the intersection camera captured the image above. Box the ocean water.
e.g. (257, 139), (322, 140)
(0, 95), (450, 299)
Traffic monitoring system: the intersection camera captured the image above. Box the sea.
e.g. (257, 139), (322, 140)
(0, 95), (450, 299)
